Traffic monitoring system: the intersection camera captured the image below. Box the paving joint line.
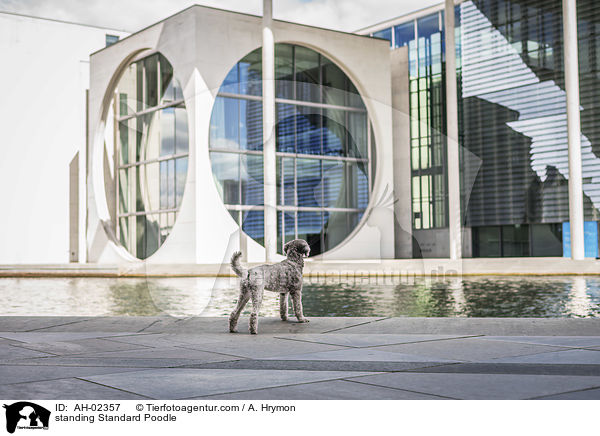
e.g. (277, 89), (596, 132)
(341, 378), (458, 400)
(23, 319), (94, 332)
(526, 384), (600, 400)
(74, 376), (157, 399)
(321, 317), (390, 334)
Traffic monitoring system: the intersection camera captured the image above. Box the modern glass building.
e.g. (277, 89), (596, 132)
(361, 0), (600, 258)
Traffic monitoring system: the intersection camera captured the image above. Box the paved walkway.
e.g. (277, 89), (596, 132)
(1, 316), (600, 400)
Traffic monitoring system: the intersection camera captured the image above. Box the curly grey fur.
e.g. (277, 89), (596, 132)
(229, 239), (310, 334)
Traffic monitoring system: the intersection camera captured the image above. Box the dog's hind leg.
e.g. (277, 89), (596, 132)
(249, 285), (263, 334)
(229, 286), (250, 333)
(291, 289), (309, 323)
(279, 293), (288, 321)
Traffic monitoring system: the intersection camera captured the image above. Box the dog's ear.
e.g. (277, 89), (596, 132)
(283, 241), (291, 254)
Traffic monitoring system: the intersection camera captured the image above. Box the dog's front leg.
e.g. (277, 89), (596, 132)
(279, 293), (288, 321)
(291, 290), (309, 323)
(249, 286), (263, 334)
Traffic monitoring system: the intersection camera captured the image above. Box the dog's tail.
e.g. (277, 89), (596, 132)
(230, 251), (247, 278)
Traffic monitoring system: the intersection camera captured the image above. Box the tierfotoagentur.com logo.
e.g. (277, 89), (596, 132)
(3, 402), (50, 434)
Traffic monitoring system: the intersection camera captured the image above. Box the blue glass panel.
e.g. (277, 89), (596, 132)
(323, 109), (345, 156)
(296, 106), (322, 155)
(240, 99), (263, 151)
(322, 160), (344, 208)
(295, 46), (320, 103)
(277, 157), (295, 206)
(210, 97), (239, 150)
(323, 211), (352, 251)
(160, 160), (168, 209)
(346, 162), (369, 209)
(242, 210), (264, 244)
(276, 103), (296, 152)
(241, 154), (264, 205)
(373, 28), (393, 48)
(210, 152), (239, 204)
(239, 48), (262, 96)
(394, 22), (415, 48)
(221, 63), (238, 94)
(277, 211), (296, 254)
(418, 13), (440, 39)
(296, 159), (322, 207)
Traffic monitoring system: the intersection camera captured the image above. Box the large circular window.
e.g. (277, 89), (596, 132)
(209, 44), (373, 256)
(113, 53), (189, 259)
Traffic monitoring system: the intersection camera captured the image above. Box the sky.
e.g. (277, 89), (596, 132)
(0, 0), (441, 33)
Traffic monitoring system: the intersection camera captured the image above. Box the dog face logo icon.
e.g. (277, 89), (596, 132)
(3, 402), (50, 434)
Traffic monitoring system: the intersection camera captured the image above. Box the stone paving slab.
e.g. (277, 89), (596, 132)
(197, 379), (447, 400)
(81, 368), (375, 399)
(406, 363), (600, 376)
(536, 387), (600, 400)
(330, 317), (600, 336)
(273, 334), (476, 348)
(0, 356), (235, 368)
(0, 332), (145, 342)
(145, 317), (387, 334)
(0, 378), (148, 400)
(480, 336), (600, 348)
(62, 346), (242, 360)
(0, 344), (55, 360)
(370, 337), (567, 362)
(181, 338), (348, 359)
(265, 348), (461, 363)
(0, 364), (144, 385)
(485, 349), (600, 364)
(346, 373), (600, 400)
(0, 317), (93, 332)
(7, 338), (152, 356)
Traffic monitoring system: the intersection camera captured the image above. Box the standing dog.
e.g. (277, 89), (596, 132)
(229, 239), (310, 334)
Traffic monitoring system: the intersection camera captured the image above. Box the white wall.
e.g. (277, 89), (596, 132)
(0, 13), (128, 264)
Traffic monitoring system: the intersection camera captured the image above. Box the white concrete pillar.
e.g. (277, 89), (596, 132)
(262, 0), (277, 262)
(444, 0), (462, 260)
(563, 0), (585, 260)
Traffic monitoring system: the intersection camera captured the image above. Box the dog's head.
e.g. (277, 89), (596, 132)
(283, 239), (310, 259)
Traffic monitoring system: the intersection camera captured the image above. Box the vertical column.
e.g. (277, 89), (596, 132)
(263, 0), (277, 261)
(563, 0), (585, 260)
(444, 0), (462, 259)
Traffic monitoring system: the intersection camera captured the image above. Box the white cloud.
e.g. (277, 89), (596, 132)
(0, 0), (441, 33)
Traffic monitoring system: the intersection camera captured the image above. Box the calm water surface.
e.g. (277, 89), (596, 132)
(1, 276), (600, 318)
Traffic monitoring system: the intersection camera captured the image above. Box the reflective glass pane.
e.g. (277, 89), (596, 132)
(295, 46), (320, 103)
(210, 152), (239, 204)
(210, 97), (239, 150)
(175, 105), (188, 154)
(159, 54), (174, 103)
(322, 58), (346, 106)
(118, 169), (129, 214)
(324, 211), (351, 251)
(160, 107), (175, 156)
(297, 159), (322, 207)
(242, 210), (264, 245)
(221, 62), (239, 94)
(175, 157), (187, 207)
(276, 103), (296, 152)
(241, 154), (264, 205)
(394, 22), (415, 48)
(323, 109), (345, 156)
(275, 43), (294, 99)
(277, 157), (295, 206)
(346, 162), (369, 209)
(322, 160), (344, 208)
(296, 106), (322, 155)
(239, 48), (262, 96)
(144, 55), (158, 108)
(136, 214), (160, 260)
(348, 112), (367, 159)
(240, 99), (262, 151)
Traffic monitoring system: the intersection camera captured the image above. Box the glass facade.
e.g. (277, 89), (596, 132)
(369, 0), (600, 257)
(115, 53), (188, 259)
(209, 44), (374, 256)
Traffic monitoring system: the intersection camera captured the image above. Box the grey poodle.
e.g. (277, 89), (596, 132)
(229, 239), (310, 334)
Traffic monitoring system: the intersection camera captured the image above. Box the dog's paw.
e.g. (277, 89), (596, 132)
(298, 318), (310, 323)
